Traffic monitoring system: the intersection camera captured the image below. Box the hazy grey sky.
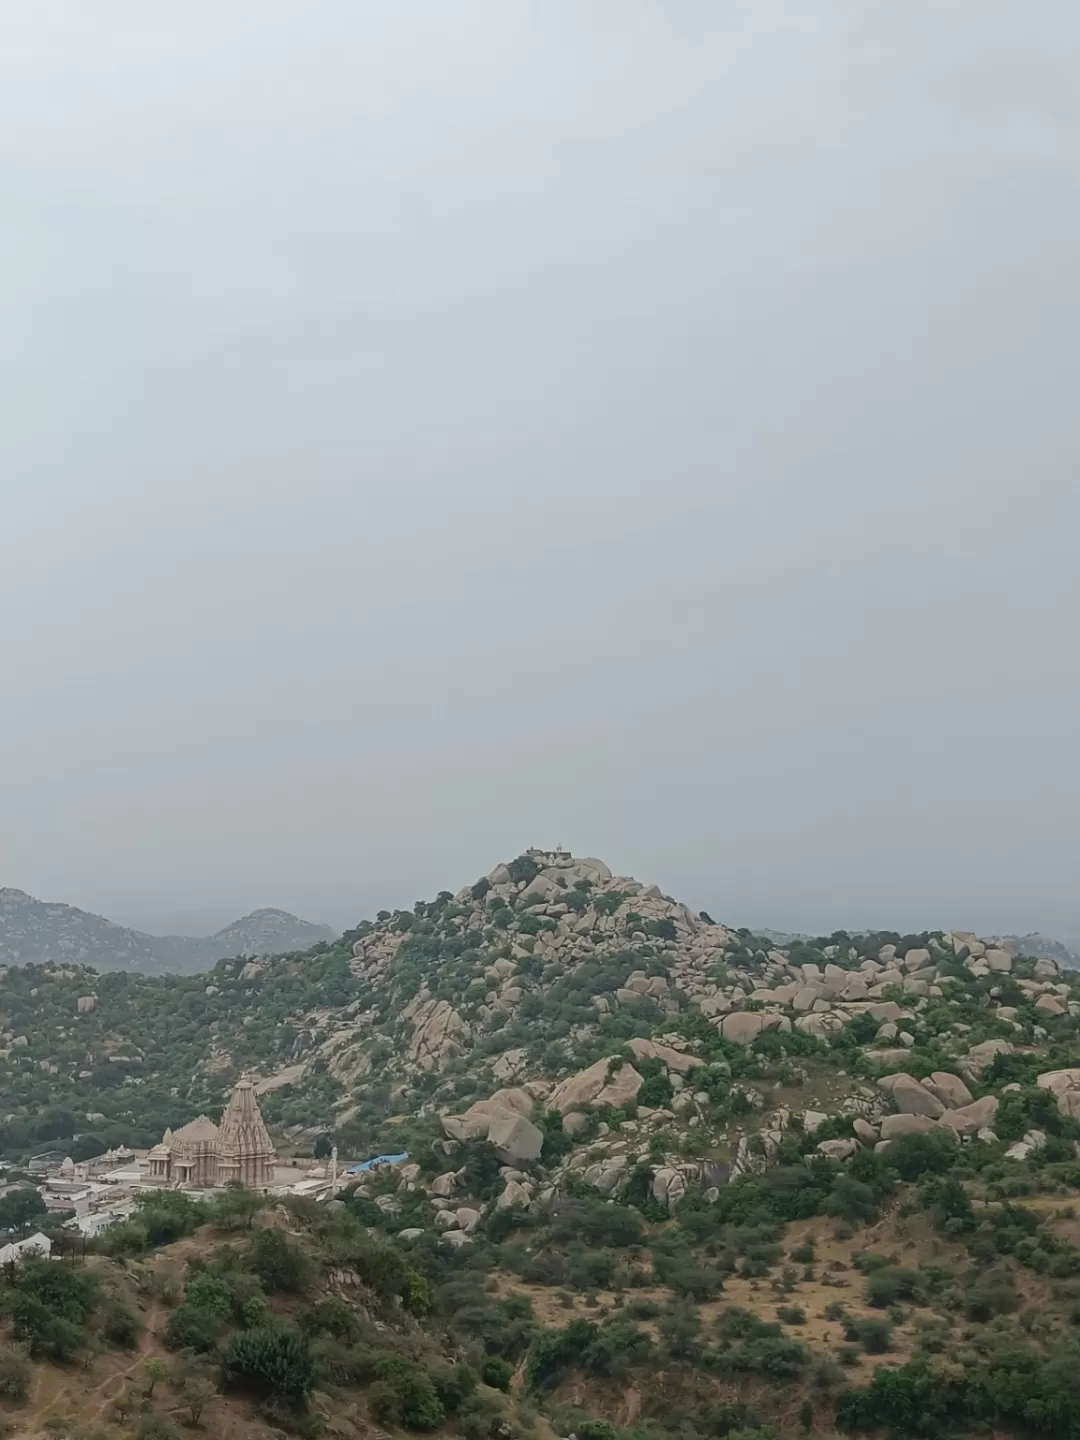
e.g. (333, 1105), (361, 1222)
(4, 2), (1080, 937)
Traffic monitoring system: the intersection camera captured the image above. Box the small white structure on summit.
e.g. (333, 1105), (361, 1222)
(147, 1075), (276, 1189)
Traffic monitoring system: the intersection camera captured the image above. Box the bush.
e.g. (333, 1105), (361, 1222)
(368, 1379), (401, 1426)
(248, 1228), (311, 1294)
(134, 1416), (181, 1440)
(866, 1267), (922, 1309)
(101, 1303), (143, 1350)
(371, 1354), (444, 1430)
(481, 1355), (513, 1391)
(0, 1345), (31, 1402)
(845, 1317), (893, 1353)
(577, 1423), (618, 1440)
(459, 1390), (504, 1440)
(164, 1305), (222, 1354)
(776, 1305), (806, 1326)
(220, 1324), (315, 1406)
(185, 1272), (234, 1320)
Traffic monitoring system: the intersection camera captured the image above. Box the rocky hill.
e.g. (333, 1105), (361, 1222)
(4, 849), (1080, 1438)
(0, 887), (335, 974)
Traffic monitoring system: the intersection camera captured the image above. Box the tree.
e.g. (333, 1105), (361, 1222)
(176, 1373), (217, 1426)
(164, 1305), (222, 1354)
(208, 1186), (264, 1232)
(0, 1188), (46, 1236)
(312, 1134), (332, 1159)
(249, 1228), (310, 1294)
(143, 1357), (168, 1396)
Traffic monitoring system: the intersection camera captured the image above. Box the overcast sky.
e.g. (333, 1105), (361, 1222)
(3, 2), (1080, 938)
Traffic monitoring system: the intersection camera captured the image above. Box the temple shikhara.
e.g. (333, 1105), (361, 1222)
(148, 1075), (276, 1189)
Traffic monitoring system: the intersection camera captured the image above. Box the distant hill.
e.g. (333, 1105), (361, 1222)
(0, 888), (336, 974)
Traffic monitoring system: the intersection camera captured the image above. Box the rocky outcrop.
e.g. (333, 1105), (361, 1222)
(547, 1059), (643, 1114)
(1037, 1069), (1080, 1120)
(405, 997), (470, 1071)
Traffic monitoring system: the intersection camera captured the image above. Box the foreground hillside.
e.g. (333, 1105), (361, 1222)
(0, 887), (335, 975)
(3, 849), (1080, 1437)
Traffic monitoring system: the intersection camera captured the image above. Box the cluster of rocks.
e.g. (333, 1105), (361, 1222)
(342, 854), (1078, 1096)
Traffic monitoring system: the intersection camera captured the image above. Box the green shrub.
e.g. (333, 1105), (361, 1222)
(371, 1353), (444, 1430)
(845, 1317), (893, 1353)
(577, 1422), (618, 1440)
(0, 1345), (31, 1401)
(101, 1302), (143, 1350)
(164, 1305), (222, 1354)
(459, 1390), (504, 1440)
(248, 1228), (311, 1294)
(866, 1267), (922, 1308)
(220, 1324), (315, 1406)
(481, 1355), (513, 1391)
(185, 1271), (234, 1319)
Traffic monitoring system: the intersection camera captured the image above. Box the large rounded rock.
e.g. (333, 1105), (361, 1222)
(1035, 994), (1067, 1017)
(495, 1180), (531, 1211)
(1037, 1069), (1080, 1119)
(938, 1095), (998, 1135)
(880, 1113), (938, 1139)
(878, 1074), (946, 1119)
(721, 1013), (766, 1046)
(547, 1059), (643, 1114)
(853, 1118), (879, 1146)
(488, 1112), (544, 1165)
(924, 1072), (974, 1111)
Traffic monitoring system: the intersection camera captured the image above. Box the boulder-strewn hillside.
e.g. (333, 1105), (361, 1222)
(0, 886), (335, 974)
(4, 850), (1080, 1438)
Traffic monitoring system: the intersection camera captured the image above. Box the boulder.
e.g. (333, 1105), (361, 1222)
(903, 948), (930, 971)
(495, 1180), (531, 1211)
(405, 997), (470, 1071)
(870, 1048), (918, 1070)
(721, 1013), (766, 1046)
(879, 1113), (938, 1140)
(984, 949), (1013, 973)
(793, 985), (824, 1011)
(455, 1206), (482, 1232)
(488, 1112), (544, 1165)
(923, 1072), (974, 1110)
(961, 1038), (1013, 1080)
(853, 1118), (879, 1146)
(441, 1088), (536, 1145)
(817, 1138), (857, 1160)
(626, 1037), (704, 1075)
(796, 1013), (847, 1038)
(547, 1059), (643, 1114)
(802, 1110), (828, 1134)
(1037, 1069), (1080, 1120)
(584, 1154), (630, 1196)
(1035, 994), (1066, 1017)
(651, 1167), (688, 1212)
(878, 1074), (945, 1118)
(562, 1111), (589, 1137)
(938, 1095), (999, 1135)
(431, 1172), (457, 1197)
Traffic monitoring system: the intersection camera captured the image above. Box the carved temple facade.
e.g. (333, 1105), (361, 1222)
(147, 1076), (276, 1189)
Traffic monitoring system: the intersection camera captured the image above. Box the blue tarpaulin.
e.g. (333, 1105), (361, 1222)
(347, 1151), (409, 1175)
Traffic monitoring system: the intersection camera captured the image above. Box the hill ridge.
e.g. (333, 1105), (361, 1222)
(0, 885), (335, 974)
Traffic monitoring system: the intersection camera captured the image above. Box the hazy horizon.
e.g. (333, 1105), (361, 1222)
(5, 3), (1080, 943)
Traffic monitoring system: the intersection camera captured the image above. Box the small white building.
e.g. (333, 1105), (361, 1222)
(0, 1232), (52, 1265)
